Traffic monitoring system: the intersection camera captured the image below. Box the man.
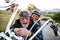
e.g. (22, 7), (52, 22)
(31, 9), (44, 40)
(11, 10), (40, 40)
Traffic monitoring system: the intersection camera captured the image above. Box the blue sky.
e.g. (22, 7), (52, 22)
(0, 0), (60, 10)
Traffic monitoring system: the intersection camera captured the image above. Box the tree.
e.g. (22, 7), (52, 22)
(51, 12), (60, 23)
(27, 4), (37, 12)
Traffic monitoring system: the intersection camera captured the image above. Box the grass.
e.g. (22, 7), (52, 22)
(0, 13), (11, 32)
(0, 11), (19, 32)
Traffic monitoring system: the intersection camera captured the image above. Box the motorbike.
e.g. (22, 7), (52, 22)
(0, 0), (60, 40)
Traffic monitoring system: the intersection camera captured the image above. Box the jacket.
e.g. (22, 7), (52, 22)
(10, 19), (41, 40)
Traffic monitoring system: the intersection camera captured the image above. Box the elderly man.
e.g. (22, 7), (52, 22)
(11, 10), (40, 40)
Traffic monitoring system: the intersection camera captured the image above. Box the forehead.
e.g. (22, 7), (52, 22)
(32, 14), (38, 16)
(20, 17), (30, 19)
(32, 13), (40, 17)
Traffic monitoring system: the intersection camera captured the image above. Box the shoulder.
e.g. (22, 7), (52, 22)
(15, 19), (20, 23)
(11, 19), (22, 28)
(14, 19), (21, 25)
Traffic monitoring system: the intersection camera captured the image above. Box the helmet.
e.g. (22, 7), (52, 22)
(32, 9), (41, 16)
(19, 10), (31, 17)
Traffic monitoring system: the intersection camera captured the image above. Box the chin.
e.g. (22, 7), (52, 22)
(22, 24), (29, 28)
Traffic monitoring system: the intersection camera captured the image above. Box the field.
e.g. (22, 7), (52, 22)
(0, 11), (18, 32)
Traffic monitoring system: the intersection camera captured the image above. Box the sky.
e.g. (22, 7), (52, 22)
(0, 0), (60, 10)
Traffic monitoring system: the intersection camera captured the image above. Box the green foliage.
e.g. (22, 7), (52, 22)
(51, 12), (60, 23)
(27, 4), (37, 12)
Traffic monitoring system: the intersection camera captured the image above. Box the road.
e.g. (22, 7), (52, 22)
(41, 21), (60, 40)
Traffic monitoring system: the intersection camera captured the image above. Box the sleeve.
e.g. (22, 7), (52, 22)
(10, 20), (18, 32)
(28, 25), (41, 40)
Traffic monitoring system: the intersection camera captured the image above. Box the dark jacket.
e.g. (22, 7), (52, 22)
(10, 19), (40, 40)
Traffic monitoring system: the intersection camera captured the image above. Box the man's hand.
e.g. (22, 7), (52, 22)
(14, 28), (32, 37)
(14, 28), (22, 36)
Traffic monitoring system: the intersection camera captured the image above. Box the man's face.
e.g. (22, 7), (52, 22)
(20, 17), (30, 28)
(31, 14), (40, 21)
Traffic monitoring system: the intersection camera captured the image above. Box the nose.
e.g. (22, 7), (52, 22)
(33, 16), (36, 19)
(24, 18), (27, 22)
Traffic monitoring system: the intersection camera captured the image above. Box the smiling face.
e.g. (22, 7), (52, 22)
(20, 17), (30, 28)
(31, 14), (40, 21)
